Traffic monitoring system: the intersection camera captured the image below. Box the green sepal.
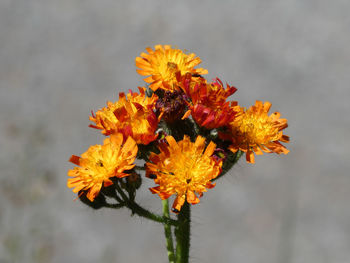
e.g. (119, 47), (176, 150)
(78, 190), (107, 210)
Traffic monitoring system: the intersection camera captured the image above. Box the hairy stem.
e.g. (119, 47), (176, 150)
(175, 202), (191, 263)
(162, 200), (175, 263)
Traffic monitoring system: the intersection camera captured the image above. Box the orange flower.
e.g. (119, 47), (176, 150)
(181, 75), (237, 129)
(146, 135), (222, 213)
(89, 87), (158, 145)
(135, 45), (208, 91)
(67, 134), (138, 201)
(220, 101), (289, 163)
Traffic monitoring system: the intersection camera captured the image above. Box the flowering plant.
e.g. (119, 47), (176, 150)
(67, 45), (289, 263)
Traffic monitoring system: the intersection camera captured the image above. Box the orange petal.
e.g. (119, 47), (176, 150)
(144, 76), (154, 83)
(203, 141), (216, 157)
(181, 109), (191, 120)
(149, 186), (161, 194)
(263, 101), (272, 112)
(104, 179), (113, 187)
(165, 136), (179, 150)
(246, 150), (255, 163)
(69, 155), (81, 166)
(187, 191), (200, 204)
(228, 145), (239, 153)
(172, 196), (185, 213)
(136, 69), (149, 76)
(280, 135), (290, 143)
(254, 146), (264, 155)
(86, 184), (102, 202)
(159, 192), (172, 200)
(109, 133), (123, 147)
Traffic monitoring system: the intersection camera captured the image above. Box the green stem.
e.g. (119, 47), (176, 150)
(175, 202), (191, 263)
(128, 201), (178, 226)
(115, 181), (129, 201)
(114, 182), (178, 226)
(162, 200), (175, 263)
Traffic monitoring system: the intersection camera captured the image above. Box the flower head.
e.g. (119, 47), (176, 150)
(67, 134), (138, 201)
(181, 75), (237, 129)
(220, 101), (289, 163)
(89, 87), (158, 145)
(136, 45), (208, 92)
(155, 89), (188, 123)
(146, 135), (222, 212)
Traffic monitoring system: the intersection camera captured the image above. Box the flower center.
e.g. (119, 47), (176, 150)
(167, 62), (178, 70)
(97, 160), (104, 167)
(238, 112), (279, 144)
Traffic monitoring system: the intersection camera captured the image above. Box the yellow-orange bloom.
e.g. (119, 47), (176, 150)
(89, 87), (158, 145)
(67, 134), (138, 201)
(146, 135), (222, 213)
(181, 75), (237, 129)
(135, 45), (208, 91)
(220, 101), (289, 163)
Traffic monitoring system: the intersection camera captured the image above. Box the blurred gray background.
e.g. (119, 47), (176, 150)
(1, 0), (349, 262)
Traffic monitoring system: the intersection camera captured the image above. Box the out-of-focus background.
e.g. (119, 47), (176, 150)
(1, 1), (349, 262)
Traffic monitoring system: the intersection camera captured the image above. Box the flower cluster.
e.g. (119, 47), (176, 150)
(67, 45), (289, 212)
